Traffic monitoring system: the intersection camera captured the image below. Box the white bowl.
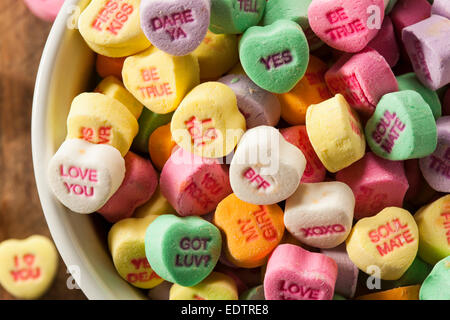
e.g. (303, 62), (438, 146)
(31, 0), (146, 300)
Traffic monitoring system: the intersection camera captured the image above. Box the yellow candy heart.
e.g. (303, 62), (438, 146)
(415, 195), (450, 265)
(0, 235), (58, 299)
(169, 272), (238, 300)
(122, 46), (200, 114)
(78, 0), (151, 57)
(171, 82), (246, 158)
(346, 207), (419, 280)
(306, 94), (366, 172)
(66, 92), (138, 156)
(134, 186), (176, 218)
(108, 215), (164, 289)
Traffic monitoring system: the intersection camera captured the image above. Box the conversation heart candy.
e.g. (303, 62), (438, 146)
(66, 92), (139, 157)
(264, 244), (338, 300)
(284, 182), (355, 249)
(169, 272), (238, 300)
(108, 215), (163, 288)
(419, 117), (450, 193)
(96, 55), (126, 80)
(160, 148), (232, 216)
(307, 0), (385, 53)
(149, 123), (178, 171)
(0, 235), (58, 299)
(391, 0), (431, 40)
(240, 285), (265, 300)
(78, 0), (151, 57)
(239, 20), (310, 94)
(218, 74), (281, 129)
(306, 94), (366, 173)
(145, 214), (222, 286)
(209, 0), (266, 34)
(346, 207), (419, 280)
(230, 126), (306, 205)
(336, 152), (409, 220)
(419, 256), (450, 300)
(414, 195), (450, 265)
(140, 0), (210, 56)
(357, 285), (420, 300)
(390, 256), (432, 288)
(98, 152), (158, 223)
(432, 0), (450, 19)
(148, 281), (172, 300)
(23, 0), (64, 21)
(213, 194), (284, 268)
(134, 186), (177, 218)
(171, 82), (246, 158)
(367, 16), (400, 67)
(48, 139), (125, 214)
(280, 125), (326, 183)
(365, 90), (437, 160)
(122, 46), (200, 114)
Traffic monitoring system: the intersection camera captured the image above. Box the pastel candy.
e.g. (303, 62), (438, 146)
(356, 285), (420, 300)
(96, 55), (126, 80)
(145, 214), (222, 286)
(140, 0), (210, 56)
(66, 92), (139, 156)
(307, 0), (385, 53)
(346, 207), (419, 280)
(402, 15), (450, 90)
(134, 186), (177, 218)
(280, 125), (326, 183)
(148, 281), (172, 300)
(419, 116), (450, 192)
(122, 46), (200, 114)
(306, 94), (366, 173)
(218, 74), (281, 129)
(321, 244), (359, 298)
(23, 0), (64, 21)
(108, 215), (163, 288)
(78, 0), (151, 57)
(98, 152), (158, 223)
(391, 256), (432, 288)
(209, 0), (266, 34)
(419, 256), (450, 300)
(160, 148), (232, 216)
(391, 0), (431, 39)
(278, 55), (332, 125)
(336, 152), (409, 220)
(367, 16), (400, 67)
(169, 272), (238, 300)
(365, 90), (437, 160)
(432, 0), (450, 19)
(213, 194), (285, 268)
(230, 126), (306, 205)
(0, 236), (58, 299)
(148, 123), (178, 171)
(397, 73), (442, 119)
(264, 244), (338, 300)
(240, 285), (265, 300)
(170, 82), (246, 158)
(414, 195), (450, 265)
(239, 20), (310, 94)
(48, 139), (125, 214)
(325, 48), (399, 116)
(284, 182), (355, 249)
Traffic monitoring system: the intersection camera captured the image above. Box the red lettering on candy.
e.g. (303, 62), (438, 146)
(442, 201), (450, 246)
(91, 1), (134, 36)
(279, 280), (321, 300)
(80, 126), (112, 144)
(185, 116), (218, 147)
(243, 168), (271, 190)
(371, 110), (406, 154)
(10, 254), (41, 282)
(301, 224), (346, 238)
(367, 218), (415, 256)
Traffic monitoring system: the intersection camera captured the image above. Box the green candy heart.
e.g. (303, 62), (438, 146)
(419, 256), (450, 300)
(239, 20), (309, 94)
(397, 73), (442, 120)
(389, 256), (432, 288)
(365, 90), (437, 160)
(145, 214), (221, 287)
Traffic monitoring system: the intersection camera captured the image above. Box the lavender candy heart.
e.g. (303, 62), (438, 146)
(140, 0), (211, 56)
(432, 0), (450, 19)
(218, 74), (281, 129)
(419, 116), (450, 192)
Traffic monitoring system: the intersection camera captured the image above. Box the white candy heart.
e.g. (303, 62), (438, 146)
(230, 126), (306, 205)
(285, 182), (355, 249)
(48, 139), (125, 214)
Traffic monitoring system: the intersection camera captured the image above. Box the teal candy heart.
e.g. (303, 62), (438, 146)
(145, 214), (221, 287)
(239, 19), (309, 94)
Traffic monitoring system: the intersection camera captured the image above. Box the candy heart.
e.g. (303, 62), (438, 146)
(419, 256), (450, 300)
(145, 214), (222, 286)
(122, 46), (200, 114)
(134, 186), (177, 218)
(140, 0), (210, 56)
(23, 0), (64, 22)
(169, 272), (238, 300)
(264, 244), (338, 300)
(432, 0), (450, 19)
(284, 182), (355, 249)
(239, 20), (309, 94)
(0, 235), (58, 299)
(308, 0), (385, 53)
(48, 139), (125, 214)
(357, 285), (421, 300)
(346, 207), (419, 280)
(148, 123), (178, 171)
(230, 126), (306, 205)
(108, 215), (163, 288)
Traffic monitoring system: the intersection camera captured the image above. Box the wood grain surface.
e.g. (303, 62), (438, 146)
(0, 0), (86, 300)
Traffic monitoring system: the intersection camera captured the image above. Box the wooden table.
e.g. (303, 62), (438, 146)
(0, 0), (86, 300)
